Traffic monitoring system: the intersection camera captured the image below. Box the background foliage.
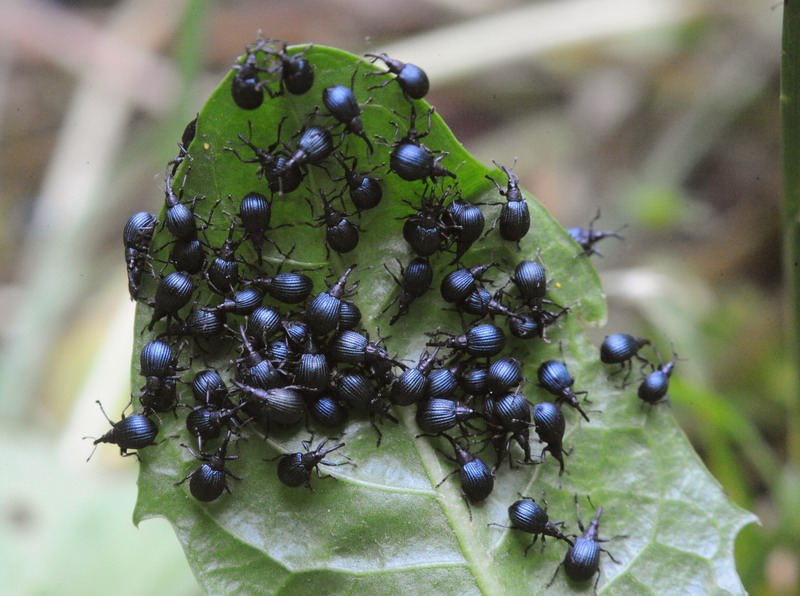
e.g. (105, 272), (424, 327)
(0, 0), (792, 594)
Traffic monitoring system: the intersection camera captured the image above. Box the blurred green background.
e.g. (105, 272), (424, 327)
(0, 0), (793, 594)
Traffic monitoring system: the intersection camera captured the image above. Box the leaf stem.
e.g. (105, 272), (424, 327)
(781, 2), (800, 462)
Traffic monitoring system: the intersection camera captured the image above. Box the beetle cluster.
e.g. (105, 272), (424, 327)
(94, 36), (682, 592)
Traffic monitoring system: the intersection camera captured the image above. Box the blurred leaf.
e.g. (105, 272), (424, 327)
(0, 434), (197, 596)
(624, 185), (688, 229)
(129, 44), (753, 594)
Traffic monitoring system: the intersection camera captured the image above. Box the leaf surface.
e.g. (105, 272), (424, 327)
(131, 44), (753, 594)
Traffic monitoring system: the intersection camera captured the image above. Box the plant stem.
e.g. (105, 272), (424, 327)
(781, 2), (800, 462)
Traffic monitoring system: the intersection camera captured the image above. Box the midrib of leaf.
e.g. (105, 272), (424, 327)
(399, 407), (504, 595)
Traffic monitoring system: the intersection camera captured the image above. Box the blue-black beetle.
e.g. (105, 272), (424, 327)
(432, 434), (494, 521)
(176, 432), (240, 502)
(365, 53), (429, 100)
(548, 495), (625, 593)
(488, 495), (573, 555)
(486, 161), (530, 244)
(537, 359), (590, 422)
(272, 438), (353, 490)
(87, 401), (158, 461)
(123, 211), (157, 300)
(567, 210), (626, 257)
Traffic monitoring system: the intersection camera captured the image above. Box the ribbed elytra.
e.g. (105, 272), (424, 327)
(508, 310), (541, 340)
(239, 191), (272, 264)
(638, 357), (676, 404)
(323, 84), (359, 122)
(402, 258), (433, 296)
(389, 368), (428, 406)
(333, 370), (377, 409)
(297, 352), (330, 392)
(427, 367), (458, 399)
(308, 395), (349, 428)
(170, 239), (206, 274)
(447, 199), (485, 262)
(149, 271), (194, 329)
(305, 266), (356, 336)
(140, 340), (174, 378)
(533, 402), (566, 475)
(549, 498), (623, 591)
(460, 287), (492, 316)
(123, 210), (157, 300)
(186, 406), (224, 443)
(390, 143), (454, 183)
(239, 192), (271, 235)
(282, 321), (308, 351)
(336, 154), (382, 208)
(253, 272), (313, 304)
(331, 330), (368, 363)
(487, 162), (530, 242)
(430, 324), (506, 358)
(186, 404), (242, 447)
(306, 292), (341, 336)
(189, 464), (228, 502)
(192, 370), (228, 407)
(565, 538), (600, 581)
(242, 358), (277, 390)
(234, 381), (305, 425)
(365, 53), (430, 100)
(434, 435), (494, 512)
(390, 348), (438, 405)
(465, 323), (506, 357)
(416, 399), (478, 434)
(441, 263), (495, 304)
(165, 202), (196, 242)
(124, 211), (158, 249)
(206, 223), (241, 295)
(337, 300), (361, 330)
(458, 366), (489, 397)
(212, 288), (264, 316)
(489, 498), (573, 555)
(91, 403), (158, 459)
(638, 370), (669, 403)
(100, 414), (158, 451)
(499, 201), (530, 242)
(537, 360), (590, 422)
(403, 217), (440, 256)
(231, 50), (264, 110)
(513, 260), (547, 301)
(275, 126), (333, 176)
(317, 196), (360, 255)
(247, 306), (283, 345)
(185, 307), (226, 339)
(461, 459), (494, 502)
(323, 85), (372, 152)
(273, 46), (314, 95)
(275, 439), (350, 489)
(268, 340), (290, 363)
(509, 498), (550, 534)
(177, 433), (239, 502)
(441, 268), (477, 304)
(600, 333), (650, 364)
(494, 393), (531, 434)
(487, 357), (523, 394)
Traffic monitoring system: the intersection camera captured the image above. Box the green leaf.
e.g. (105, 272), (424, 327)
(131, 44), (753, 594)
